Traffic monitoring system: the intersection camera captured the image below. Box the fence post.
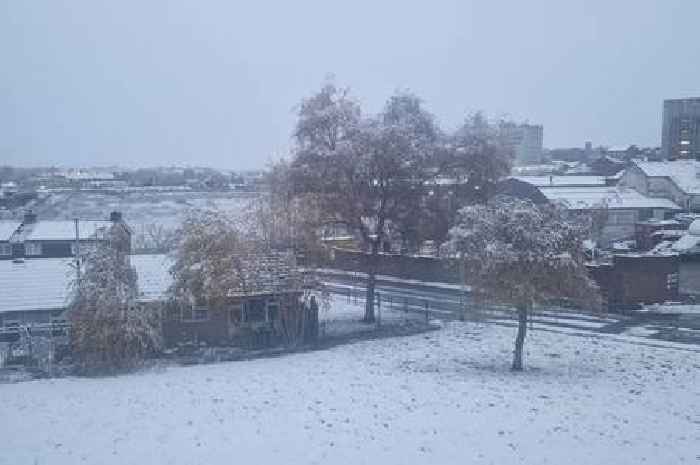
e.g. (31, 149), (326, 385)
(424, 300), (429, 324)
(376, 292), (381, 328)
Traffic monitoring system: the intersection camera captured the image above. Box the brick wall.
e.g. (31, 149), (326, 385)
(331, 248), (461, 284)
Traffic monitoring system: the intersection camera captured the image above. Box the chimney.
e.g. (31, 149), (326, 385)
(109, 211), (123, 222)
(23, 210), (37, 224)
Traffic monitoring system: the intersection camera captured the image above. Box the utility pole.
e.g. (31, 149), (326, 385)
(460, 256), (466, 321)
(74, 218), (81, 285)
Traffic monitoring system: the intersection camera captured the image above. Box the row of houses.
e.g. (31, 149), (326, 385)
(0, 211), (130, 260)
(0, 251), (307, 352)
(0, 212), (310, 356)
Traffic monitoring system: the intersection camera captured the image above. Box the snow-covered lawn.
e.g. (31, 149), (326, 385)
(1, 318), (699, 465)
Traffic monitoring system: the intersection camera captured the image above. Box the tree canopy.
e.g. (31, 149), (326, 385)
(447, 196), (600, 369)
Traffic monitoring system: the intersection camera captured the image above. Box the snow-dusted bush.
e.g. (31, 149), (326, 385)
(69, 226), (161, 374)
(447, 196), (600, 370)
(169, 210), (271, 303)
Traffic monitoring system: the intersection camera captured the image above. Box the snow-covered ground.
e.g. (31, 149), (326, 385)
(1, 304), (699, 465)
(25, 191), (253, 232)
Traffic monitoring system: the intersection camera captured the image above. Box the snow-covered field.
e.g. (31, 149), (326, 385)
(1, 310), (699, 465)
(28, 191), (253, 231)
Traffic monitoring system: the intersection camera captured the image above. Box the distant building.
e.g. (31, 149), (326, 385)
(619, 160), (700, 211)
(499, 123), (543, 165)
(662, 98), (700, 160)
(533, 185), (681, 245)
(547, 142), (601, 164)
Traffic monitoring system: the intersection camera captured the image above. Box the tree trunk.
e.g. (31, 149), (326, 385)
(512, 304), (528, 371)
(364, 241), (379, 322)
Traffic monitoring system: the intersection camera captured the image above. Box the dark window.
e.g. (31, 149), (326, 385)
(245, 299), (266, 322)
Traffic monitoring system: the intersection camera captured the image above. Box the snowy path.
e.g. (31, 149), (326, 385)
(322, 274), (700, 349)
(1, 314), (698, 465)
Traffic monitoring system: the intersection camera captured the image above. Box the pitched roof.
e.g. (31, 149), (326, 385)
(539, 187), (682, 210)
(494, 178), (549, 204)
(0, 255), (167, 314)
(633, 160), (700, 194)
(0, 258), (75, 314)
(513, 175), (607, 187)
(21, 220), (115, 242)
(0, 252), (300, 315)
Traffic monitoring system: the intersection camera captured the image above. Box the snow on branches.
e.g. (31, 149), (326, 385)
(69, 225), (161, 374)
(447, 195), (599, 309)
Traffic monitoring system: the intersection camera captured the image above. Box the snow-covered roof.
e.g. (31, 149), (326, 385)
(0, 252), (300, 314)
(633, 160), (700, 195)
(540, 187), (682, 210)
(22, 220), (114, 241)
(605, 146), (630, 154)
(0, 255), (171, 314)
(513, 176), (606, 187)
(130, 254), (173, 302)
(0, 258), (74, 314)
(688, 219), (700, 235)
(672, 219), (700, 253)
(0, 221), (20, 241)
(672, 234), (700, 253)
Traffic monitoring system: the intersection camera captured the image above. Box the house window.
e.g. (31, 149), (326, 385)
(24, 242), (42, 256)
(0, 243), (10, 256)
(244, 299), (266, 322)
(181, 305), (209, 322)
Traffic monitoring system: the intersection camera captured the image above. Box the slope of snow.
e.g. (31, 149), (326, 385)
(0, 317), (698, 465)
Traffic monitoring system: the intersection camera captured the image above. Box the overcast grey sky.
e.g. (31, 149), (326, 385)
(2, 1), (699, 170)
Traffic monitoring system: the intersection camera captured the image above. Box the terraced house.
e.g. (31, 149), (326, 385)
(0, 210), (130, 260)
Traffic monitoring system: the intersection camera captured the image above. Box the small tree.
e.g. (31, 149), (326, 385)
(447, 196), (600, 370)
(69, 226), (161, 374)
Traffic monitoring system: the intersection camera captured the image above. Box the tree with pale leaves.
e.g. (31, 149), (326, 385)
(447, 196), (600, 370)
(169, 210), (269, 305)
(292, 83), (439, 322)
(69, 226), (161, 374)
(169, 210), (325, 347)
